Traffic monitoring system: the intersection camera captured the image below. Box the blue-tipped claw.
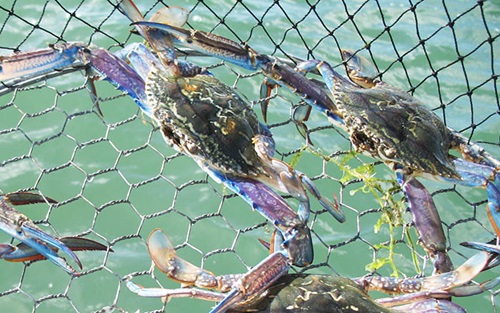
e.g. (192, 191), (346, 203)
(19, 223), (82, 270)
(0, 42), (84, 81)
(0, 192), (109, 275)
(2, 236), (110, 263)
(213, 174), (314, 266)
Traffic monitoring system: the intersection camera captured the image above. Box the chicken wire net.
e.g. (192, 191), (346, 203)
(0, 0), (499, 312)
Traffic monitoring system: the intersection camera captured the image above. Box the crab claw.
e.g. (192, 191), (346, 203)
(361, 250), (498, 310)
(131, 230), (290, 310)
(292, 103), (314, 145)
(0, 43), (84, 82)
(148, 229), (226, 289)
(1, 237), (110, 263)
(9, 223), (82, 275)
(131, 20), (262, 71)
(448, 158), (500, 240)
(117, 0), (177, 64)
(126, 279), (226, 301)
(420, 251), (490, 291)
(341, 50), (380, 89)
(213, 175), (314, 266)
(0, 226), (83, 275)
(259, 79), (273, 123)
(0, 193), (83, 275)
(0, 41), (148, 116)
(118, 0), (189, 30)
(250, 134), (344, 224)
(132, 20), (343, 125)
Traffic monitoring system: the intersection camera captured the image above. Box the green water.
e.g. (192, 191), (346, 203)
(0, 0), (498, 312)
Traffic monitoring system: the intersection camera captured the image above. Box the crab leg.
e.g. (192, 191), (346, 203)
(356, 250), (493, 296)
(391, 299), (466, 312)
(126, 281), (226, 302)
(128, 228), (290, 312)
(0, 43), (88, 98)
(0, 41), (148, 110)
(130, 20), (344, 126)
(0, 193), (82, 275)
(211, 175), (314, 266)
(0, 40), (196, 121)
(129, 229), (499, 312)
(399, 174), (453, 274)
(208, 252), (290, 313)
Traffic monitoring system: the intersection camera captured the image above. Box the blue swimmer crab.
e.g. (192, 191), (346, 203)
(131, 15), (500, 273)
(0, 192), (109, 275)
(126, 228), (500, 313)
(297, 53), (500, 258)
(0, 0), (344, 271)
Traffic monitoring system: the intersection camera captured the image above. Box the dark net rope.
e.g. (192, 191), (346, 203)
(0, 0), (498, 312)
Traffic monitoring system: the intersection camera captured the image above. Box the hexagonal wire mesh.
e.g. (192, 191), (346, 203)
(0, 0), (499, 312)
